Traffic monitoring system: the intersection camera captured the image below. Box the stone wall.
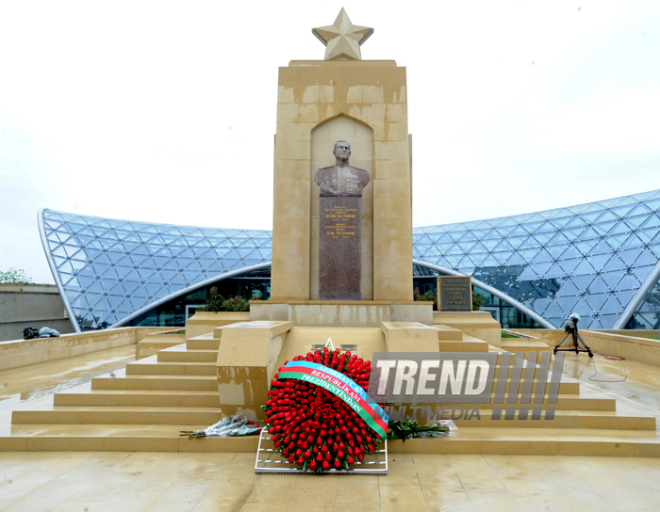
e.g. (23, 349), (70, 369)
(0, 283), (74, 341)
(0, 327), (137, 371)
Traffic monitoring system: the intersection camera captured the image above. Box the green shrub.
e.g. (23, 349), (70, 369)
(0, 268), (33, 284)
(413, 287), (483, 311)
(413, 287), (436, 302)
(197, 287), (250, 312)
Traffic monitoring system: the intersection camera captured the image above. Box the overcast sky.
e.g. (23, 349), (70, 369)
(1, 1), (659, 284)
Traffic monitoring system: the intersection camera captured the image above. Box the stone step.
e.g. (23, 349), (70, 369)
(186, 337), (220, 350)
(12, 406), (223, 426)
(481, 379), (579, 395)
(391, 394), (615, 411)
(2, 425), (659, 456)
(493, 351), (555, 362)
(501, 339), (553, 353)
(125, 360), (216, 376)
(488, 365), (561, 378)
(434, 325), (464, 341)
(136, 340), (186, 360)
(395, 427), (660, 456)
(157, 347), (217, 363)
(91, 375), (217, 392)
(450, 409), (656, 430)
(54, 390), (220, 408)
(438, 338), (489, 352)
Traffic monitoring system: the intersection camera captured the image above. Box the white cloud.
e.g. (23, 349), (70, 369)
(1, 0), (659, 283)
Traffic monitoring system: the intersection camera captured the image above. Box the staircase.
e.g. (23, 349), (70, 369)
(3, 328), (660, 456)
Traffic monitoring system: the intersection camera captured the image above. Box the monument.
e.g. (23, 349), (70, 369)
(315, 140), (370, 299)
(269, 8), (414, 302)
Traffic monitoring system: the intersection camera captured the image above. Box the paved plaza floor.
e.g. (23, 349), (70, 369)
(1, 450), (660, 511)
(1, 342), (660, 510)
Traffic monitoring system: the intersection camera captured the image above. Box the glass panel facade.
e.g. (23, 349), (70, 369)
(628, 278), (660, 329)
(413, 190), (660, 328)
(128, 268), (271, 328)
(411, 265), (543, 329)
(41, 210), (271, 330)
(41, 188), (660, 330)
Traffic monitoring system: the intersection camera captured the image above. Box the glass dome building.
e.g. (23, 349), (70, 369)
(40, 188), (660, 332)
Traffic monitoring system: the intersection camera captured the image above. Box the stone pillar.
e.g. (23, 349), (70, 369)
(215, 321), (293, 420)
(381, 322), (440, 352)
(270, 60), (413, 301)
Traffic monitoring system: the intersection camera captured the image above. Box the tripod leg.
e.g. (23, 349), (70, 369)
(576, 333), (594, 358)
(554, 334), (570, 354)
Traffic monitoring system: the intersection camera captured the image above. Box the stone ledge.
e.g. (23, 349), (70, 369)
(381, 321), (438, 340)
(288, 60), (398, 67)
(251, 300), (430, 305)
(250, 302), (433, 327)
(217, 321), (293, 339)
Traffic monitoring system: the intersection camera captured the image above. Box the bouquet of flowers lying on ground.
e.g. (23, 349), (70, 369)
(386, 419), (451, 441)
(264, 347), (382, 473)
(180, 414), (262, 439)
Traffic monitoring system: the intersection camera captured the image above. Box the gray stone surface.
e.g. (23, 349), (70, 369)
(0, 284), (74, 341)
(319, 196), (362, 300)
(438, 276), (472, 311)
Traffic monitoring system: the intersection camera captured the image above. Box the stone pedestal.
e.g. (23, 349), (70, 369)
(270, 60), (413, 301)
(433, 311), (502, 347)
(215, 321), (293, 421)
(319, 196), (362, 300)
(381, 322), (440, 352)
(250, 300), (433, 327)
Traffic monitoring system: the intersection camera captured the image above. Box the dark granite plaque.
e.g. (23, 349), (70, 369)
(319, 196), (362, 300)
(438, 276), (472, 311)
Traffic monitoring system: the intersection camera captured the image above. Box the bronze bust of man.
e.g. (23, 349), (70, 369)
(314, 140), (370, 197)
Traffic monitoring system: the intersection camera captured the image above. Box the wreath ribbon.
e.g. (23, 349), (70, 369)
(278, 360), (389, 439)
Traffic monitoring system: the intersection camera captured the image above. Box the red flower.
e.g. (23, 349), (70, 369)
(264, 348), (383, 473)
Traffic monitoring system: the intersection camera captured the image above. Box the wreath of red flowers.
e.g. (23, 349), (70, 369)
(263, 347), (382, 473)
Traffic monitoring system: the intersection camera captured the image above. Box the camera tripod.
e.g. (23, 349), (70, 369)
(553, 330), (593, 357)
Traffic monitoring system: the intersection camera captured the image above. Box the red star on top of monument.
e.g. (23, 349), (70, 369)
(312, 8), (374, 61)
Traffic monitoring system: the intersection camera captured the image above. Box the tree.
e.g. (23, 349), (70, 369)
(472, 291), (484, 311)
(0, 268), (33, 284)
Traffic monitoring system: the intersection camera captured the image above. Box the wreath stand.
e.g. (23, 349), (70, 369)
(255, 429), (388, 475)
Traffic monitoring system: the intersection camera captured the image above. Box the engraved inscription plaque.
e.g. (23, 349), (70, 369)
(315, 140), (370, 300)
(319, 197), (362, 300)
(438, 276), (473, 311)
